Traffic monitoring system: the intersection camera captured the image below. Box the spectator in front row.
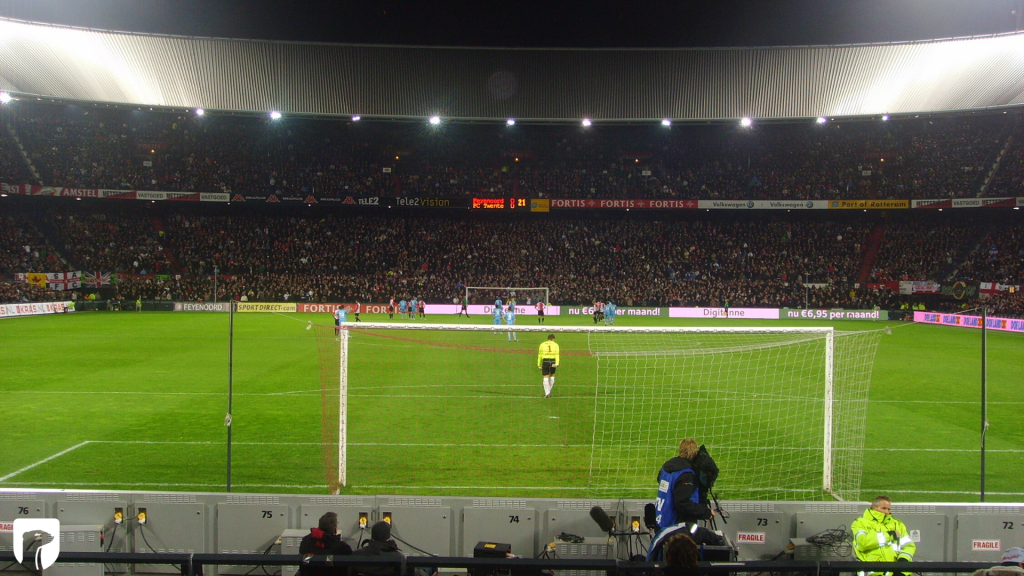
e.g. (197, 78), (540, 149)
(973, 548), (1024, 576)
(663, 533), (701, 576)
(300, 512), (352, 576)
(350, 521), (403, 576)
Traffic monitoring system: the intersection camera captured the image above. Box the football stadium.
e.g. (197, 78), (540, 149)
(1, 2), (1023, 574)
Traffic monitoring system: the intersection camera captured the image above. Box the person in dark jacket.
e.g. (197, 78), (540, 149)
(350, 521), (404, 576)
(300, 512), (353, 576)
(655, 438), (714, 530)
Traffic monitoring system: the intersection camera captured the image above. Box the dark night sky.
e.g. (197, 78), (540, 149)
(0, 0), (1022, 48)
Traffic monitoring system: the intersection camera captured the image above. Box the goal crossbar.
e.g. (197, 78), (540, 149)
(341, 322), (834, 334)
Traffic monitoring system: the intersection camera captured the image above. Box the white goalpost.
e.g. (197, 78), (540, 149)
(316, 323), (884, 500)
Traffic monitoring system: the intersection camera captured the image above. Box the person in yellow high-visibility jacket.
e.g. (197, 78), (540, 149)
(853, 496), (916, 576)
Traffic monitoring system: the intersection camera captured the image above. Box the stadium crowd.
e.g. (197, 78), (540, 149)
(0, 101), (1018, 201)
(869, 220), (979, 283)
(3, 200), (1022, 317)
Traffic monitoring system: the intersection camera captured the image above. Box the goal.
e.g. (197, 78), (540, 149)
(464, 286), (549, 305)
(313, 324), (884, 500)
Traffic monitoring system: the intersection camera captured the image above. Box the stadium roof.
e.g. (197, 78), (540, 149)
(2, 17), (1024, 122)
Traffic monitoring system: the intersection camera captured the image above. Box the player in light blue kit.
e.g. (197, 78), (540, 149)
(605, 301), (617, 325)
(409, 297), (418, 321)
(492, 304), (503, 334)
(505, 304), (518, 342)
(399, 299), (408, 319)
(333, 306), (347, 337)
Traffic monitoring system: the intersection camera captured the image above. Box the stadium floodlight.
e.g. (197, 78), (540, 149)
(881, 115), (889, 121)
(581, 118), (592, 127)
(661, 119), (672, 127)
(0, 92), (12, 103)
(269, 110), (282, 120)
(506, 118), (515, 126)
(429, 115), (441, 125)
(816, 116), (827, 124)
(739, 117), (752, 127)
(312, 322), (884, 500)
(194, 108), (204, 116)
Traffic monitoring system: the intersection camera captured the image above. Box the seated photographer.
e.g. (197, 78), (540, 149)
(349, 521), (403, 576)
(299, 512), (353, 576)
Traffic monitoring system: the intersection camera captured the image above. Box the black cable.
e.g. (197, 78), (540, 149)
(390, 532), (437, 557)
(3, 540), (42, 576)
(105, 522), (119, 553)
(805, 525), (852, 557)
(242, 538), (277, 576)
(136, 520), (183, 572)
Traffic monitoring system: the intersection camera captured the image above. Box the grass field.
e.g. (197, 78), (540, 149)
(1, 310), (1021, 502)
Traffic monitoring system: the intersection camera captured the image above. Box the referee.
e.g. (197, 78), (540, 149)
(537, 334), (560, 398)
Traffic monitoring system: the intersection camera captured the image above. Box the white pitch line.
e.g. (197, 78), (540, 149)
(0, 390), (322, 397)
(5, 481), (1019, 497)
(872, 400), (1024, 405)
(0, 441), (92, 482)
(21, 440), (1023, 452)
(85, 440), (589, 448)
(865, 489), (1024, 496)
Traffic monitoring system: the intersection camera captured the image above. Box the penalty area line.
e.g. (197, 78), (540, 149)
(0, 441), (92, 482)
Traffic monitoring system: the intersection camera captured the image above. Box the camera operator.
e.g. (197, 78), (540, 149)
(655, 438), (714, 529)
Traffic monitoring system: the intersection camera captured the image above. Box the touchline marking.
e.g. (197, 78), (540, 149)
(0, 441), (91, 482)
(0, 390), (321, 397)
(11, 440), (1017, 452)
(0, 481), (331, 489)
(86, 440), (588, 448)
(866, 489), (1024, 496)
(872, 400), (1024, 405)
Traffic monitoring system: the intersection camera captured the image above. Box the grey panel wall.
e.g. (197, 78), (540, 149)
(2, 19), (1024, 120)
(1, 489), (1023, 572)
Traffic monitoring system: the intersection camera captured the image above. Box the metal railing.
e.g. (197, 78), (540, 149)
(0, 551), (997, 576)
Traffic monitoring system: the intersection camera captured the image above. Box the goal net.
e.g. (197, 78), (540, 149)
(464, 286), (549, 305)
(314, 324), (883, 500)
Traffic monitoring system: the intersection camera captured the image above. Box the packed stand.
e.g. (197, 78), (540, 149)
(981, 115), (1024, 197)
(0, 280), (55, 304)
(0, 118), (37, 186)
(954, 221), (1024, 285)
(157, 211), (874, 307)
(0, 100), (1015, 201)
(43, 207), (173, 274)
(0, 213), (67, 273)
(869, 220), (978, 282)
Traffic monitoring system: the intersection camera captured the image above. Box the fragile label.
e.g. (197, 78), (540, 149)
(736, 532), (765, 544)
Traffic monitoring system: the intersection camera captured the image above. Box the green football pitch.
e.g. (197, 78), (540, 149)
(1, 310), (1021, 502)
